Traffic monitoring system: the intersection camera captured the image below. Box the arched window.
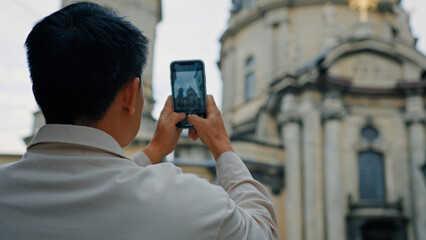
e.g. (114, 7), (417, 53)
(245, 56), (255, 101)
(358, 150), (386, 201)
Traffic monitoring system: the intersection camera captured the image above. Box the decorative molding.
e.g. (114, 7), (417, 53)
(404, 115), (426, 126)
(348, 195), (404, 212)
(277, 112), (302, 125)
(356, 142), (386, 153)
(231, 120), (257, 138)
(270, 75), (426, 100)
(230, 138), (284, 149)
(399, 82), (425, 97)
(318, 76), (426, 96)
(321, 110), (346, 121)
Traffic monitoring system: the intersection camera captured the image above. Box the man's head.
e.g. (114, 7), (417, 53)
(25, 2), (148, 125)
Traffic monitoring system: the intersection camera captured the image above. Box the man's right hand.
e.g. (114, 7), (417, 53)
(187, 95), (233, 160)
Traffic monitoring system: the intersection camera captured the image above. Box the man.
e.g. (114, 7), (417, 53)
(0, 2), (278, 239)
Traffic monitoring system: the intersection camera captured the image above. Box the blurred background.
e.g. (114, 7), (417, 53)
(1, 0), (425, 239)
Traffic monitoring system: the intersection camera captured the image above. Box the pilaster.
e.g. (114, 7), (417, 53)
(322, 89), (346, 240)
(404, 93), (426, 240)
(300, 92), (325, 240)
(279, 93), (303, 240)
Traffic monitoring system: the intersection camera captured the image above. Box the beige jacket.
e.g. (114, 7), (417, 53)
(0, 124), (279, 240)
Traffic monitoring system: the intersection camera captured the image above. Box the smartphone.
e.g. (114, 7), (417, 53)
(170, 60), (207, 128)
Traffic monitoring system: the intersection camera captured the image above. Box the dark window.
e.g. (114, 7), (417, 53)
(361, 126), (379, 141)
(359, 151), (386, 201)
(246, 56), (254, 67)
(245, 72), (255, 101)
(245, 56), (255, 101)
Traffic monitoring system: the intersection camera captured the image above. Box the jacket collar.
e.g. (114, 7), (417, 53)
(27, 124), (129, 159)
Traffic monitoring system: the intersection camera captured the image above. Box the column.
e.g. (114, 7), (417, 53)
(322, 90), (346, 240)
(279, 93), (303, 240)
(405, 94), (426, 240)
(301, 94), (325, 240)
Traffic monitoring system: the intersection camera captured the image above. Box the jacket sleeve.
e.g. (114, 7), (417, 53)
(214, 152), (279, 240)
(130, 151), (152, 167)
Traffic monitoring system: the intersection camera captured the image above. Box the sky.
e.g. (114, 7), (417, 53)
(0, 0), (425, 154)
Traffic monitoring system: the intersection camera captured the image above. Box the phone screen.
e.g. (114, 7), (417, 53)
(170, 60), (207, 128)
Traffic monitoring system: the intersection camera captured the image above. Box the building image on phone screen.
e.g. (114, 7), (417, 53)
(173, 69), (205, 114)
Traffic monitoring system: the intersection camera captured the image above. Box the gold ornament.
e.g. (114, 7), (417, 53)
(349, 0), (378, 22)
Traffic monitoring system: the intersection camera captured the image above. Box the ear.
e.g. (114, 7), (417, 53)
(121, 77), (140, 115)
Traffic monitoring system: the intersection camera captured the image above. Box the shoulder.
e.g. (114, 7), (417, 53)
(121, 163), (230, 238)
(141, 163), (227, 201)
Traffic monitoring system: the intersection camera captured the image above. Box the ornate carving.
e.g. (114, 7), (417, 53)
(329, 53), (402, 88)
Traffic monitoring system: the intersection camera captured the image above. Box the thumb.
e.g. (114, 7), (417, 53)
(163, 112), (186, 125)
(187, 114), (204, 128)
(173, 112), (187, 124)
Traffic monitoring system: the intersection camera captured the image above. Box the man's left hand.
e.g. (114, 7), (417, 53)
(143, 96), (186, 164)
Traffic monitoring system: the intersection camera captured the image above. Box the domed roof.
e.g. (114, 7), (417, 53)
(230, 0), (400, 14)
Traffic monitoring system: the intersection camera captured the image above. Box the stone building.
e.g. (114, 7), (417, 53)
(218, 0), (426, 239)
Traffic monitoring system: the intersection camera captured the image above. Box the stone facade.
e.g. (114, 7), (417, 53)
(219, 0), (426, 239)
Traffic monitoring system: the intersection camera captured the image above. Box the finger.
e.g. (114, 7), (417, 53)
(188, 128), (198, 141)
(169, 112), (186, 124)
(206, 95), (218, 115)
(207, 95), (216, 106)
(187, 114), (203, 127)
(161, 96), (173, 114)
(164, 96), (172, 108)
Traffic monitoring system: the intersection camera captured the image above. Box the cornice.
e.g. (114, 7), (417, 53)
(272, 75), (426, 97)
(230, 137), (284, 149)
(222, 0), (400, 43)
(222, 0), (350, 43)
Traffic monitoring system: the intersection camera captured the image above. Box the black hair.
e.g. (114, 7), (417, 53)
(25, 2), (148, 124)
